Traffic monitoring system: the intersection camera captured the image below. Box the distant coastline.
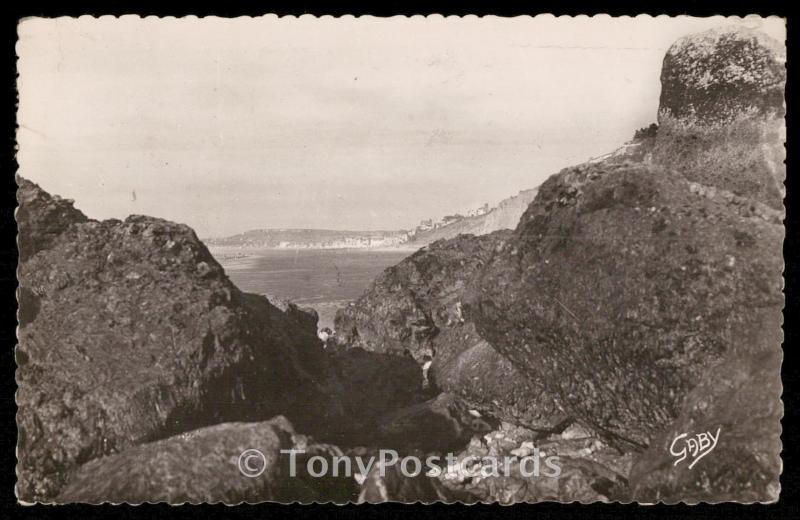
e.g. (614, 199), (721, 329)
(204, 187), (540, 251)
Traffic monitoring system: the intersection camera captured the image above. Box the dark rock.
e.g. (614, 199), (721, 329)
(631, 347), (782, 503)
(659, 27), (785, 126)
(335, 232), (510, 361)
(16, 176), (88, 262)
(56, 417), (297, 503)
(430, 324), (567, 430)
(334, 232), (564, 431)
(314, 347), (425, 446)
(471, 161), (783, 448)
(374, 393), (496, 453)
(655, 27), (786, 209)
(56, 416), (358, 504)
(16, 180), (327, 501)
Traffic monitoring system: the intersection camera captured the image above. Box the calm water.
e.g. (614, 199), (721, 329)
(210, 247), (412, 330)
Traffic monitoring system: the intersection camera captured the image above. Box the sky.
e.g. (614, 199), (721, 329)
(16, 15), (785, 238)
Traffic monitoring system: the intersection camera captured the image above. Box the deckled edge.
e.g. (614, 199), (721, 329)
(12, 13), (788, 507)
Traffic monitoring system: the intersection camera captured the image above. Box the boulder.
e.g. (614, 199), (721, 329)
(335, 232), (511, 361)
(470, 27), (785, 450)
(334, 232), (565, 431)
(16, 179), (327, 501)
(471, 160), (784, 448)
(56, 417), (298, 503)
(655, 27), (786, 209)
(56, 416), (359, 504)
(658, 27), (785, 127)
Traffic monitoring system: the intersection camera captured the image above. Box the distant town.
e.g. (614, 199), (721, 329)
(206, 200), (505, 250)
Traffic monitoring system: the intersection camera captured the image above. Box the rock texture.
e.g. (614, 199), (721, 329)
(15, 179), (330, 501)
(655, 27), (786, 209)
(358, 457), (478, 504)
(16, 178), (430, 502)
(16, 176), (89, 262)
(57, 415), (360, 504)
(472, 159), (783, 448)
(631, 347), (782, 503)
(56, 417), (299, 503)
(18, 25), (786, 505)
(436, 421), (632, 503)
(659, 27), (785, 126)
(468, 28), (785, 455)
(335, 232), (564, 430)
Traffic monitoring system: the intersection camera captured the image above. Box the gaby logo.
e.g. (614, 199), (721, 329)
(669, 427), (721, 469)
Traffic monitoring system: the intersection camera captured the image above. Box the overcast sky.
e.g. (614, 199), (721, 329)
(17, 15), (785, 237)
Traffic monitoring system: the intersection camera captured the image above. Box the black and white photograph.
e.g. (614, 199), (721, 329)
(14, 14), (786, 504)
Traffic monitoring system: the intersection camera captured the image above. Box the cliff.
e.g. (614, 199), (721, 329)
(207, 188), (540, 250)
(405, 188), (540, 246)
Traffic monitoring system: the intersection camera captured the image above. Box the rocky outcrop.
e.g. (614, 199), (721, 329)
(659, 27), (785, 126)
(15, 180), (331, 501)
(469, 27), (784, 453)
(471, 159), (783, 449)
(654, 27), (786, 209)
(335, 232), (564, 431)
(16, 176), (88, 262)
(429, 324), (567, 430)
(16, 178), (430, 502)
(336, 233), (510, 361)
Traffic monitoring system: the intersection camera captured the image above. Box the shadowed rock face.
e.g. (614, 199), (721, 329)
(471, 160), (783, 448)
(373, 393), (496, 454)
(334, 232), (565, 431)
(17, 25), (786, 505)
(314, 347), (425, 446)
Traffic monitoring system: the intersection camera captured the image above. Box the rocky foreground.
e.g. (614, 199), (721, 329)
(17, 27), (784, 504)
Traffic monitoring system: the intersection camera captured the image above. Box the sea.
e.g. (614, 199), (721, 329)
(209, 247), (414, 330)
